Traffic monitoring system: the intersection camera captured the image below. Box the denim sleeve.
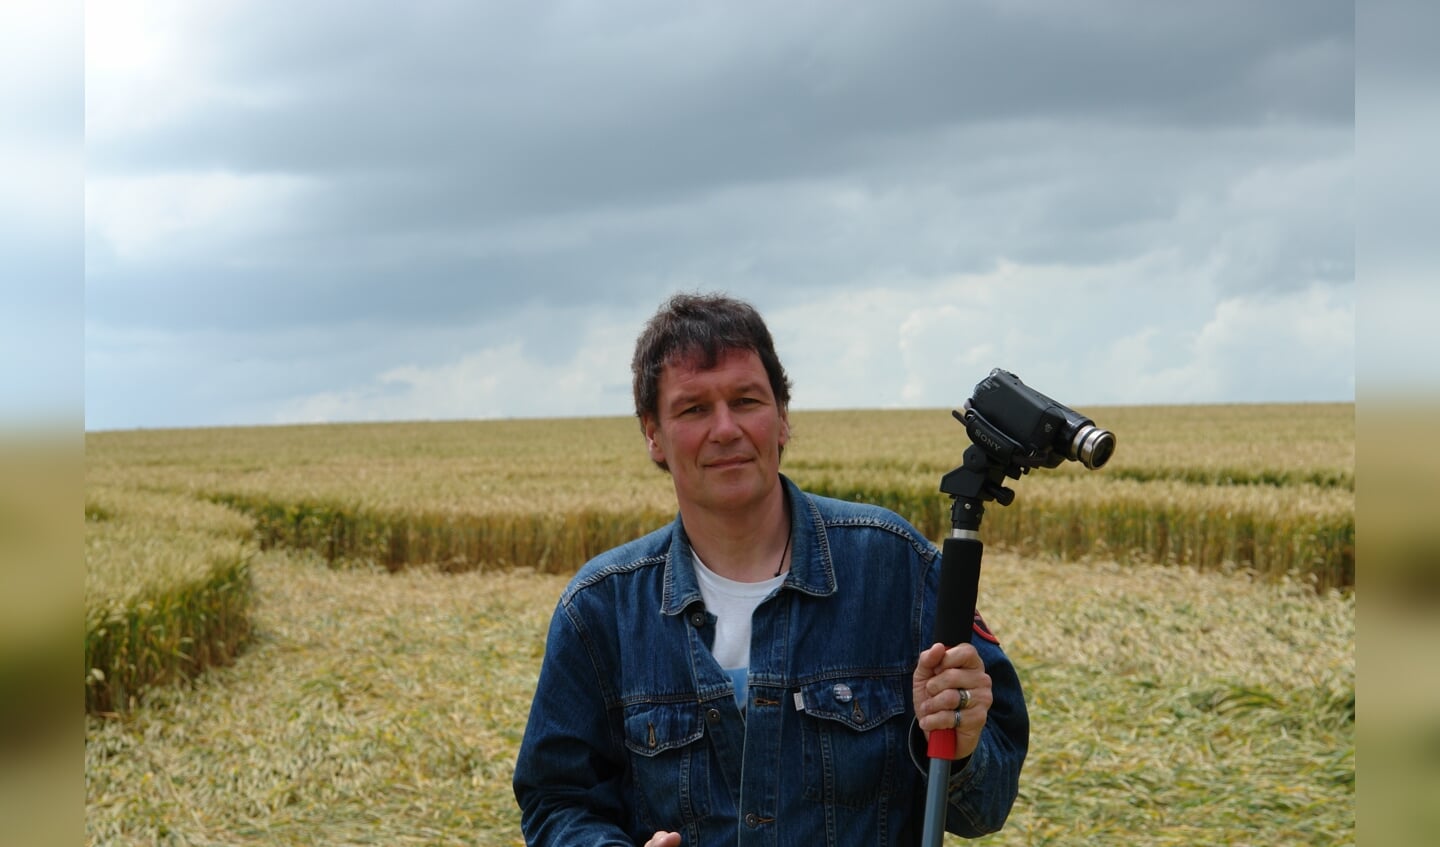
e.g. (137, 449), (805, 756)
(513, 599), (636, 846)
(942, 635), (1030, 837)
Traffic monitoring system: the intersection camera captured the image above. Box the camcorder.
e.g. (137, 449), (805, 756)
(941, 368), (1115, 517)
(960, 368), (1115, 472)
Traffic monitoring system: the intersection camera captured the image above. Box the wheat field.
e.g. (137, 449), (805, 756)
(84, 404), (1354, 844)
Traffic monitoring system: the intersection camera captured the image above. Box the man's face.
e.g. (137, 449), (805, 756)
(643, 348), (789, 517)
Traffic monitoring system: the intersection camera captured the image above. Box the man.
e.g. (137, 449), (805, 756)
(513, 293), (1028, 845)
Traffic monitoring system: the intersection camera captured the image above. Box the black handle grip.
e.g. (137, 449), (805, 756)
(932, 536), (982, 647)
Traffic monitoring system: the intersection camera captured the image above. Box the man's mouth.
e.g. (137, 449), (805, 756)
(706, 456), (752, 469)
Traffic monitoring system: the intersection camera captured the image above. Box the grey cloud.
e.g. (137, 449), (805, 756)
(84, 0), (1355, 428)
(96, 1), (1351, 184)
(89, 0), (1354, 268)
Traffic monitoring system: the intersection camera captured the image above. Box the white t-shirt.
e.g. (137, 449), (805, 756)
(692, 555), (785, 708)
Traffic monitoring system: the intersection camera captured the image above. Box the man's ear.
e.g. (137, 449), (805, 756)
(778, 413), (790, 448)
(642, 416), (665, 464)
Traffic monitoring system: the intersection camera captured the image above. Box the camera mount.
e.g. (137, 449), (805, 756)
(920, 370), (1115, 847)
(938, 433), (1021, 534)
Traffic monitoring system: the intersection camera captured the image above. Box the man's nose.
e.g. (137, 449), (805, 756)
(710, 404), (742, 440)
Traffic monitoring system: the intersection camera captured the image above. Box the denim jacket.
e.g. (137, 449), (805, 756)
(514, 476), (1028, 846)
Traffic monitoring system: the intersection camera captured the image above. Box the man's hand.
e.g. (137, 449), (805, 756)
(912, 641), (992, 761)
(644, 831), (681, 847)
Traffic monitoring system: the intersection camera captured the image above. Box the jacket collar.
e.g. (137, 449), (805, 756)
(660, 474), (837, 616)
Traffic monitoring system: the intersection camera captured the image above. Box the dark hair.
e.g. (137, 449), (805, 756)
(631, 292), (792, 429)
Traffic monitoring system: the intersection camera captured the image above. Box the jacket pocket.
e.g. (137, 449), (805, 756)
(622, 702), (711, 826)
(797, 675), (909, 807)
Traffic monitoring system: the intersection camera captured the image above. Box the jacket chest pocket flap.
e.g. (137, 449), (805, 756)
(797, 676), (907, 730)
(623, 702), (705, 757)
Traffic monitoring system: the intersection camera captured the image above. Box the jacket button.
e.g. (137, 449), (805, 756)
(706, 708), (721, 724)
(689, 611), (706, 628)
(744, 813), (759, 827)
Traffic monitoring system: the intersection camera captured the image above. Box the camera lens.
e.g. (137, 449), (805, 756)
(1070, 425), (1116, 470)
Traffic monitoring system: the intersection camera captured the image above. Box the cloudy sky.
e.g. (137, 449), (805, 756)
(79, 0), (1359, 431)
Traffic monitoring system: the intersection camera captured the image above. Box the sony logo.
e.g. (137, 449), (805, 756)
(974, 427), (1004, 454)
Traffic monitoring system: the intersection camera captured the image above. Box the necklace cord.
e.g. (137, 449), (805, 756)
(774, 522), (792, 577)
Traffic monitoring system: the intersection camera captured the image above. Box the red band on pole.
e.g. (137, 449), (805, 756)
(927, 727), (958, 760)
